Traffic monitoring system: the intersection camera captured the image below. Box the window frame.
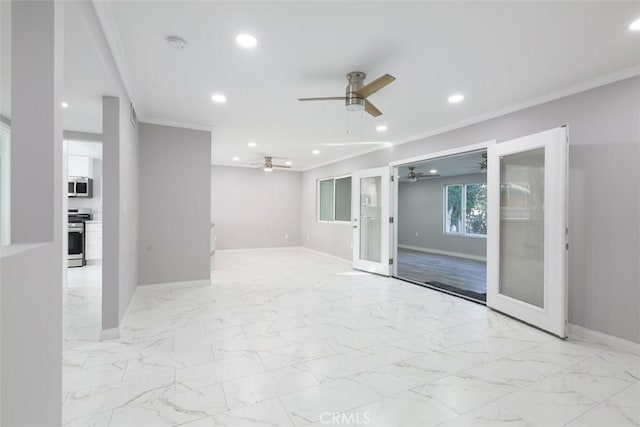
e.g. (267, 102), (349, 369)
(443, 182), (487, 238)
(317, 174), (352, 224)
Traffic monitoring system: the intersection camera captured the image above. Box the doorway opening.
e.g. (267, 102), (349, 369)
(393, 148), (489, 303)
(64, 139), (103, 343)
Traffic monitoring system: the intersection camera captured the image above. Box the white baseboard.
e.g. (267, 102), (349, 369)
(569, 324), (640, 355)
(100, 327), (120, 341)
(299, 246), (351, 263)
(139, 278), (211, 289)
(398, 244), (486, 262)
(215, 246), (299, 253)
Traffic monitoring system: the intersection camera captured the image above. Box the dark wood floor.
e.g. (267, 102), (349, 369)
(396, 248), (487, 300)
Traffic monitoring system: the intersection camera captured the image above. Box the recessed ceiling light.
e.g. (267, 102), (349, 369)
(384, 142), (393, 147)
(232, 156), (240, 161)
(376, 125), (388, 132)
(312, 150), (320, 155)
(630, 18), (640, 31)
(211, 94), (227, 103)
(248, 142), (257, 148)
(430, 169), (438, 174)
(61, 102), (69, 108)
(236, 33), (257, 48)
(448, 93), (464, 104)
(285, 161), (292, 166)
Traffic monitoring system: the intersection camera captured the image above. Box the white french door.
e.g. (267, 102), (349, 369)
(487, 127), (568, 337)
(352, 166), (392, 275)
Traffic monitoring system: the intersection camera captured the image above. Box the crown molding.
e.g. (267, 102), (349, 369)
(91, 0), (142, 117)
(300, 65), (640, 172)
(141, 118), (215, 133)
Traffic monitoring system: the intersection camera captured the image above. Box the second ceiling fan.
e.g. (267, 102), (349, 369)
(406, 166), (440, 182)
(298, 71), (396, 117)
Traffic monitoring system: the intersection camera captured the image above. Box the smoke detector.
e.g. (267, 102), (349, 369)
(166, 36), (187, 51)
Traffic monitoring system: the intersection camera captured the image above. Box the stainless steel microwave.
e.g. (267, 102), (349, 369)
(68, 176), (93, 198)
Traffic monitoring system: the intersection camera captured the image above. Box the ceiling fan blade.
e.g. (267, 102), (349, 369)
(364, 100), (382, 117)
(272, 164), (291, 168)
(298, 97), (346, 102)
(418, 174), (441, 179)
(356, 74), (396, 98)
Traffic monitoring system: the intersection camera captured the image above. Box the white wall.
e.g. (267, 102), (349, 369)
(301, 76), (640, 344)
(212, 166), (302, 250)
(398, 173), (487, 258)
(138, 123), (211, 285)
(1, 243), (62, 426)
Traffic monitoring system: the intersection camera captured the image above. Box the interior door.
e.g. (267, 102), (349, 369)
(352, 166), (391, 275)
(487, 127), (568, 337)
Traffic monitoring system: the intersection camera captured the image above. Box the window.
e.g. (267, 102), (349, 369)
(318, 176), (352, 222)
(444, 183), (487, 236)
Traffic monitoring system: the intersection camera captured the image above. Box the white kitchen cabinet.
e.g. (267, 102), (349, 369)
(85, 221), (102, 261)
(68, 155), (93, 178)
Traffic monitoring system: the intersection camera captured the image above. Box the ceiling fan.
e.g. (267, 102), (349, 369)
(298, 71), (396, 117)
(479, 153), (488, 173)
(251, 156), (291, 172)
(406, 166), (440, 183)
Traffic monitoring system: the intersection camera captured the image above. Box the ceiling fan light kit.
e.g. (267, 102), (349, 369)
(252, 156), (291, 172)
(298, 71), (396, 117)
(406, 166), (441, 182)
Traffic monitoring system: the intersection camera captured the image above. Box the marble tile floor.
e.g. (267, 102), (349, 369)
(62, 248), (640, 427)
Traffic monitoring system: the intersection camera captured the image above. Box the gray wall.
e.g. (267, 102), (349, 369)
(1, 1), (63, 424)
(212, 166), (302, 250)
(102, 95), (140, 328)
(301, 76), (640, 344)
(138, 123), (211, 285)
(398, 173), (487, 258)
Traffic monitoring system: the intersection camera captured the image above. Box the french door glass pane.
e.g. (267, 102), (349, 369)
(360, 176), (381, 262)
(319, 179), (334, 221)
(465, 183), (487, 235)
(446, 184), (463, 233)
(499, 148), (545, 308)
(334, 177), (352, 221)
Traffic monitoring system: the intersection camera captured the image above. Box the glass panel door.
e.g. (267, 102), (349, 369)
(359, 176), (381, 263)
(487, 127), (568, 337)
(352, 167), (391, 275)
(499, 148), (545, 307)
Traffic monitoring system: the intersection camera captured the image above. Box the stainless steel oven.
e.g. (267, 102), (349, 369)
(68, 177), (93, 198)
(68, 222), (85, 268)
(68, 209), (91, 268)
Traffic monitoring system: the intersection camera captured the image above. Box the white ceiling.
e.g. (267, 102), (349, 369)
(59, 1), (640, 169)
(63, 2), (118, 134)
(398, 150), (486, 181)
